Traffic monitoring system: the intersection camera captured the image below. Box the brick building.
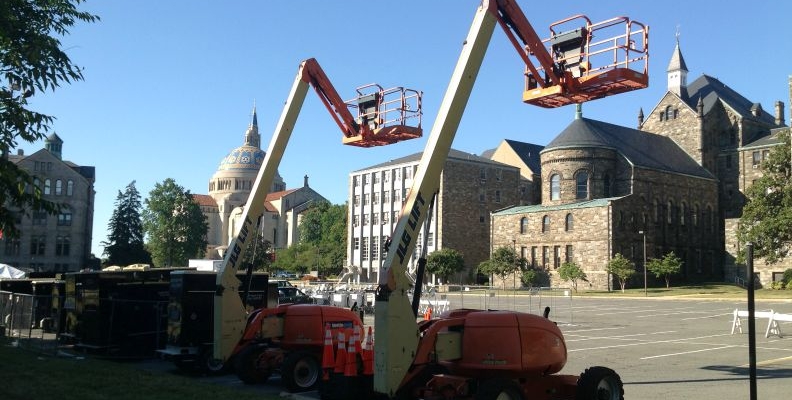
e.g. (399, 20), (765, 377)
(492, 118), (719, 289)
(3, 134), (96, 273)
(348, 149), (520, 283)
(639, 43), (789, 286)
(490, 41), (788, 289)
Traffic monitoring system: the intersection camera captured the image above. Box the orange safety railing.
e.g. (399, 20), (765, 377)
(342, 84), (423, 147)
(523, 14), (648, 107)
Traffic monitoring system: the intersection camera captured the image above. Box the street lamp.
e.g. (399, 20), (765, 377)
(638, 230), (647, 297)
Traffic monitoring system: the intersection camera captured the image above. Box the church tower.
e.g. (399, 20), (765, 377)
(667, 38), (688, 98)
(206, 105), (286, 253)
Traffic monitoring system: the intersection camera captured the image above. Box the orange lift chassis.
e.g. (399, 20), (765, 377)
(211, 58), (422, 390)
(371, 0), (647, 399)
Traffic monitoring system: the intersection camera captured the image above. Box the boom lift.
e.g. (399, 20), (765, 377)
(211, 58), (422, 390)
(370, 0), (647, 399)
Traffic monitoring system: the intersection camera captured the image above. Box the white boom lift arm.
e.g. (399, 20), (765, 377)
(373, 0), (647, 397)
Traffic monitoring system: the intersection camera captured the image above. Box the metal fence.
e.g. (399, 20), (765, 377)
(0, 291), (60, 353)
(295, 282), (577, 324)
(0, 290), (169, 357)
(441, 285), (577, 324)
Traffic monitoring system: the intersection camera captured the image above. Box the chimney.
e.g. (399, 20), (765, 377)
(304, 175), (309, 187)
(776, 101), (785, 126)
(17, 149), (24, 156)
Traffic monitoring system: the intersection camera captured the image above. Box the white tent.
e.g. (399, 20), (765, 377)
(0, 263), (26, 279)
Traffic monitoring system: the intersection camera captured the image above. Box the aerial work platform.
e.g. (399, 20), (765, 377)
(520, 14), (649, 107)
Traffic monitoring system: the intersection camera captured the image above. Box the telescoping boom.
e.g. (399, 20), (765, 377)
(373, 0), (647, 398)
(213, 59), (422, 363)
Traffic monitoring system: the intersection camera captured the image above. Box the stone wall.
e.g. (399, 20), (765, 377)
(440, 159), (521, 280)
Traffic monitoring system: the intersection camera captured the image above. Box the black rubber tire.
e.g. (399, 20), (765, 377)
(281, 350), (321, 392)
(234, 344), (272, 384)
(474, 378), (524, 400)
(576, 366), (624, 400)
(201, 347), (227, 375)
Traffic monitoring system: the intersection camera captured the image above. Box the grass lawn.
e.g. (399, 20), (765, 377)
(0, 343), (281, 400)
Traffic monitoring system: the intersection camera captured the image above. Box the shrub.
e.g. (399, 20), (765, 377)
(783, 268), (792, 286)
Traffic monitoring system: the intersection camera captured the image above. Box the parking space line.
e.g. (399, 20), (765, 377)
(568, 333), (733, 352)
(563, 327), (623, 333)
(636, 310), (716, 318)
(640, 345), (738, 360)
(566, 330), (677, 342)
(739, 356), (792, 367)
(681, 312), (733, 321)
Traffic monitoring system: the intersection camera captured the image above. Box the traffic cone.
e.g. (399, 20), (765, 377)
(424, 306), (433, 321)
(333, 330), (347, 374)
(344, 330), (358, 377)
(321, 324), (334, 380)
(353, 325), (363, 354)
(362, 326), (374, 376)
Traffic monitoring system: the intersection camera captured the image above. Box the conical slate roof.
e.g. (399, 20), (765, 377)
(667, 41), (688, 73)
(543, 118), (714, 179)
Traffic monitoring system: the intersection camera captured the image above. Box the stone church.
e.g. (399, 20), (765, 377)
(490, 40), (788, 289)
(194, 107), (326, 259)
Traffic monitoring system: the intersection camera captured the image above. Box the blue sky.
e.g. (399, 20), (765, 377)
(19, 0), (792, 258)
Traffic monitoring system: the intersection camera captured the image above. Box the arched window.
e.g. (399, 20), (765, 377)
(542, 215), (550, 233)
(693, 204), (699, 228)
(653, 199), (660, 223)
(565, 213), (573, 231)
(575, 171), (589, 200)
(603, 174), (612, 197)
(520, 217), (528, 234)
(55, 179), (62, 195)
(665, 105), (674, 120)
(550, 174), (560, 200)
(667, 200), (674, 224)
(680, 202), (687, 226)
(66, 180), (74, 196)
(44, 179), (51, 195)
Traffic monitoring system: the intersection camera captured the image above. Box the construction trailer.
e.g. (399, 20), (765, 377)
(156, 270), (274, 373)
(59, 268), (183, 356)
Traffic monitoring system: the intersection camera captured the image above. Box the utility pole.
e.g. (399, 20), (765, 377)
(638, 230), (647, 297)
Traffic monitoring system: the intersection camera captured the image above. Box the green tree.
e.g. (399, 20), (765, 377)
(521, 268), (549, 288)
(477, 246), (522, 289)
(101, 181), (151, 266)
(0, 0), (98, 238)
(142, 178), (207, 267)
(297, 201), (347, 276)
(274, 242), (313, 276)
(558, 262), (587, 292)
(737, 130), (792, 264)
(426, 248), (465, 284)
(607, 253), (636, 293)
(646, 251), (682, 288)
(241, 224), (273, 272)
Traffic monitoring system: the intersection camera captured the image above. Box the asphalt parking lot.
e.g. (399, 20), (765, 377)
(454, 293), (792, 400)
(143, 294), (792, 400)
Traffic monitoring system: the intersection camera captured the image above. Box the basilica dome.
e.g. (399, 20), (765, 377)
(217, 144), (266, 171)
(209, 105), (285, 196)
